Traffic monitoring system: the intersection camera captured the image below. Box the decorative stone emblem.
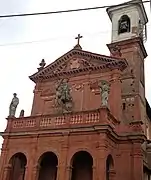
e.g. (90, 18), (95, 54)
(70, 58), (81, 69)
(55, 78), (73, 112)
(110, 45), (122, 58)
(98, 80), (110, 107)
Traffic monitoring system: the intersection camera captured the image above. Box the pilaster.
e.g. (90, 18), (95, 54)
(96, 134), (108, 180)
(132, 142), (144, 180)
(2, 164), (11, 180)
(32, 165), (40, 180)
(58, 132), (69, 180)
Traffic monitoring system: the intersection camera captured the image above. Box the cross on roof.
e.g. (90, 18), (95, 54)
(75, 34), (83, 45)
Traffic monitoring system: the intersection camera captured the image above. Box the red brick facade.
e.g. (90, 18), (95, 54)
(0, 35), (150, 180)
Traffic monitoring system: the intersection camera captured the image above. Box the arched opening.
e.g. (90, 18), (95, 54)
(71, 151), (93, 180)
(8, 152), (27, 180)
(118, 15), (130, 34)
(106, 155), (114, 180)
(38, 152), (58, 180)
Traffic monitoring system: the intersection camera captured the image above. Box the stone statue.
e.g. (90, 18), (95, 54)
(55, 79), (73, 112)
(19, 109), (24, 117)
(9, 93), (19, 117)
(118, 15), (130, 34)
(37, 59), (46, 71)
(99, 80), (110, 107)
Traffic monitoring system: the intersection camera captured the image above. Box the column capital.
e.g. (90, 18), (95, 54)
(66, 166), (73, 171)
(56, 165), (61, 169)
(4, 164), (12, 171)
(92, 166), (96, 169)
(33, 164), (41, 171)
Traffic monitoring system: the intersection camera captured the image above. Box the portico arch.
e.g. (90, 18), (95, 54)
(38, 151), (58, 180)
(8, 152), (27, 180)
(70, 151), (93, 180)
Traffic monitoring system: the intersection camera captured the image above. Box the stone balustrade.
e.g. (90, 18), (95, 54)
(5, 107), (119, 133)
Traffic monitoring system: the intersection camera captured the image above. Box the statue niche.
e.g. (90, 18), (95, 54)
(118, 15), (130, 34)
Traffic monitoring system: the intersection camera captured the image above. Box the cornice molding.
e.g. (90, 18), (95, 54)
(29, 48), (127, 83)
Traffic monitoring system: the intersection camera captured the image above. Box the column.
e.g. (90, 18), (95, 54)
(66, 166), (72, 180)
(19, 168), (26, 180)
(32, 165), (40, 180)
(59, 132), (69, 180)
(24, 166), (29, 180)
(92, 166), (97, 180)
(133, 143), (143, 180)
(2, 164), (11, 180)
(0, 144), (9, 180)
(96, 134), (108, 180)
(96, 147), (107, 180)
(56, 165), (60, 180)
(109, 70), (121, 121)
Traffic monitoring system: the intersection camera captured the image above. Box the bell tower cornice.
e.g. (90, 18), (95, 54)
(107, 0), (148, 24)
(107, 37), (148, 59)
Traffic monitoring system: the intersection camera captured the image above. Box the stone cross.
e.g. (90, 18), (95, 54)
(75, 34), (83, 45)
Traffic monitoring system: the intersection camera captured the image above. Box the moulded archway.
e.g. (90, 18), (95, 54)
(70, 151), (93, 180)
(8, 152), (27, 180)
(106, 155), (114, 180)
(38, 151), (58, 180)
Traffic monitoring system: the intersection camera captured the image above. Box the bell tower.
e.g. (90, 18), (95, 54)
(107, 0), (148, 43)
(107, 0), (148, 127)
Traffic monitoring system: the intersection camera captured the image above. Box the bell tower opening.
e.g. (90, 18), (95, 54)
(118, 15), (131, 34)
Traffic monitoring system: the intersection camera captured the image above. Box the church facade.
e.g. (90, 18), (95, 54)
(0, 0), (151, 180)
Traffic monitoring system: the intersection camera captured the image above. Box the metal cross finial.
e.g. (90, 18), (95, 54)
(75, 34), (83, 45)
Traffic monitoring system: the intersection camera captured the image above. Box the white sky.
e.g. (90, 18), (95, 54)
(0, 0), (150, 149)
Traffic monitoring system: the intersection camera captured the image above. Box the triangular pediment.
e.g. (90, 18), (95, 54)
(29, 48), (127, 82)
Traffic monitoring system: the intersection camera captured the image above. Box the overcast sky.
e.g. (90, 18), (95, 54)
(0, 0), (150, 148)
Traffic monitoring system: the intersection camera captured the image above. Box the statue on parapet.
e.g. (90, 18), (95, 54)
(98, 80), (110, 107)
(9, 93), (19, 117)
(19, 109), (24, 117)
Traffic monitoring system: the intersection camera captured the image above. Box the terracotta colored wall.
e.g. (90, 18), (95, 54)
(30, 70), (122, 121)
(0, 131), (144, 180)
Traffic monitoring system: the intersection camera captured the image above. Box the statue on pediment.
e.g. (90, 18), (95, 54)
(9, 93), (19, 117)
(98, 80), (110, 107)
(55, 79), (73, 112)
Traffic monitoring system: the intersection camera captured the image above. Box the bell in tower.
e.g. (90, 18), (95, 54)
(106, 0), (148, 43)
(118, 15), (131, 34)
